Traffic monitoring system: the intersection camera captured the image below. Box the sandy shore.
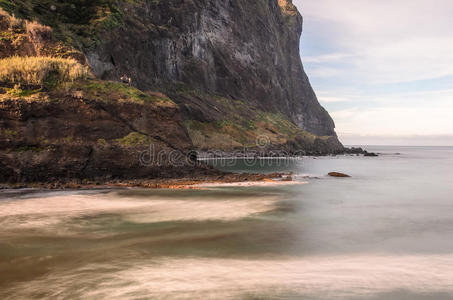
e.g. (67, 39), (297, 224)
(194, 180), (305, 188)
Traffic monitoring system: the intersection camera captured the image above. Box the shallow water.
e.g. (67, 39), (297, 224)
(1, 146), (453, 299)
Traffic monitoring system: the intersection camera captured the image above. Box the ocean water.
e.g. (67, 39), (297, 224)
(1, 146), (453, 299)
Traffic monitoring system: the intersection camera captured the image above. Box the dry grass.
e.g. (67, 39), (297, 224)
(26, 20), (52, 41)
(0, 8), (23, 31)
(25, 21), (53, 56)
(0, 56), (89, 87)
(9, 14), (23, 30)
(0, 8), (12, 30)
(0, 8), (8, 22)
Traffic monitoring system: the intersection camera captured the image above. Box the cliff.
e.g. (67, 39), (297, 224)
(88, 0), (338, 137)
(0, 0), (343, 183)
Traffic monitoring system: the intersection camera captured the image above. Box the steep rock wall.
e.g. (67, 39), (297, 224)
(88, 0), (338, 138)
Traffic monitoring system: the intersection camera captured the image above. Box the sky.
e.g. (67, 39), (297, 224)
(293, 0), (453, 146)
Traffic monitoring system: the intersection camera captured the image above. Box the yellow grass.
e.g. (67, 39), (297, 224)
(0, 7), (8, 19)
(0, 56), (89, 87)
(0, 8), (23, 30)
(25, 20), (52, 40)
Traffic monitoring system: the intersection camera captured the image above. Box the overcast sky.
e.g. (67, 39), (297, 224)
(293, 0), (453, 146)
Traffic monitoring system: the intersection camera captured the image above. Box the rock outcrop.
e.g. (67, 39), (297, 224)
(328, 172), (351, 178)
(0, 84), (213, 183)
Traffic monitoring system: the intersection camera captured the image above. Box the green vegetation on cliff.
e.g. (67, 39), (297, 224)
(176, 89), (327, 151)
(115, 132), (155, 147)
(185, 112), (325, 151)
(73, 80), (175, 105)
(0, 0), (125, 49)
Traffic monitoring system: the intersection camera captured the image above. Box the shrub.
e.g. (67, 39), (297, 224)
(0, 56), (89, 88)
(0, 1), (125, 49)
(8, 13), (23, 31)
(26, 20), (52, 42)
(0, 8), (23, 31)
(0, 8), (9, 30)
(115, 132), (150, 147)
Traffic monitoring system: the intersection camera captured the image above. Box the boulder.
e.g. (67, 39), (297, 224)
(328, 172), (351, 178)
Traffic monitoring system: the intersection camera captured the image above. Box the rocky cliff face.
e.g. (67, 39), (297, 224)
(0, 0), (344, 183)
(90, 0), (338, 137)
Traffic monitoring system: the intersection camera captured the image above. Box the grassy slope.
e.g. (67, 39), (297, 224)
(0, 78), (175, 103)
(175, 90), (328, 151)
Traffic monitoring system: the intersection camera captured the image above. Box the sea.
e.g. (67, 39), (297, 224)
(1, 146), (453, 299)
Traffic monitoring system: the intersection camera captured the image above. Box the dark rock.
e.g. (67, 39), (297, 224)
(328, 172), (351, 178)
(364, 152), (379, 157)
(0, 94), (213, 183)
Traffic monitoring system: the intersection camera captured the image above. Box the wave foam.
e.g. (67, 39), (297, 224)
(3, 255), (453, 299)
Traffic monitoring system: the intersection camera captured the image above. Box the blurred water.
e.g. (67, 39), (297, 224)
(1, 146), (453, 299)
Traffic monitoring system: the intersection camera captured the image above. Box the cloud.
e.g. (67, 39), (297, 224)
(296, 0), (453, 84)
(332, 104), (453, 136)
(316, 91), (362, 103)
(355, 37), (453, 84)
(303, 53), (352, 63)
(292, 0), (453, 144)
(339, 134), (453, 147)
(317, 96), (351, 103)
(306, 66), (343, 78)
(326, 88), (453, 144)
(296, 0), (453, 40)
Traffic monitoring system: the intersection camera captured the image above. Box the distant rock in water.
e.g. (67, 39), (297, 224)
(328, 172), (351, 178)
(364, 152), (379, 157)
(343, 148), (378, 157)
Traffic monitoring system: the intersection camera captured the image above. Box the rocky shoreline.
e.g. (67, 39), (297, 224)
(0, 148), (380, 190)
(0, 147), (377, 190)
(0, 172), (294, 190)
(197, 146), (376, 159)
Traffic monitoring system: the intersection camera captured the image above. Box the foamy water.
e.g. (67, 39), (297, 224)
(0, 191), (279, 234)
(195, 180), (306, 187)
(3, 255), (453, 299)
(1, 146), (453, 299)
